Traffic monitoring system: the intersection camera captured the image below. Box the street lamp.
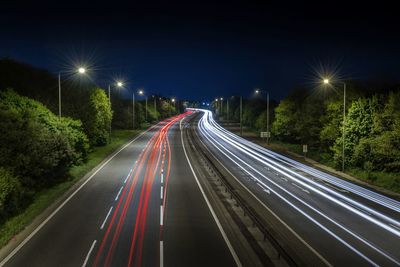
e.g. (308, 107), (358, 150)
(58, 67), (86, 118)
(152, 95), (158, 121)
(172, 98), (176, 115)
(323, 78), (347, 172)
(255, 88), (270, 144)
(108, 81), (124, 143)
(138, 89), (148, 122)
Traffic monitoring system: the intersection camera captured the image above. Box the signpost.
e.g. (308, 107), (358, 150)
(303, 144), (308, 158)
(260, 131), (271, 142)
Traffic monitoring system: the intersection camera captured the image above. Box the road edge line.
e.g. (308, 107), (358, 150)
(180, 118), (242, 267)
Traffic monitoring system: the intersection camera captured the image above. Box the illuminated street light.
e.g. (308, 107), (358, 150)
(58, 67), (86, 118)
(254, 88), (270, 144)
(138, 90), (148, 122)
(117, 81), (123, 87)
(322, 78), (346, 172)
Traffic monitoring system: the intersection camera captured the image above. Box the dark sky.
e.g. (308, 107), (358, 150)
(1, 1), (399, 101)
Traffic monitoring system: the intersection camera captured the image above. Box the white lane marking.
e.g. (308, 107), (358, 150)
(292, 183), (310, 194)
(160, 241), (164, 267)
(323, 181), (349, 193)
(180, 119), (242, 267)
(124, 173), (130, 184)
(161, 186), (164, 199)
(0, 127), (154, 267)
(82, 240), (97, 267)
(256, 183), (270, 194)
(390, 223), (400, 231)
(100, 207), (113, 230)
(130, 168), (133, 173)
(115, 186), (124, 201)
(161, 173), (164, 184)
(160, 205), (164, 226)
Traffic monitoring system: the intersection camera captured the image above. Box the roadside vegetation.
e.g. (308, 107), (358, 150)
(216, 83), (400, 193)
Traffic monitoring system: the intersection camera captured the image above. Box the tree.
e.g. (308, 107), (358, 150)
(333, 96), (380, 168)
(85, 89), (113, 146)
(272, 98), (297, 141)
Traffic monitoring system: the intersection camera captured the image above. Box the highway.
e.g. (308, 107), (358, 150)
(191, 108), (400, 267)
(0, 112), (238, 267)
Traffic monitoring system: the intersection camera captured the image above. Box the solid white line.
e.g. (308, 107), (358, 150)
(0, 128), (152, 267)
(160, 241), (164, 267)
(82, 240), (97, 267)
(160, 205), (164, 226)
(180, 119), (242, 267)
(161, 186), (164, 199)
(115, 186), (123, 201)
(292, 183), (310, 194)
(100, 206), (113, 230)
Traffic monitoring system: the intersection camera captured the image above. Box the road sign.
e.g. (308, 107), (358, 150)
(260, 132), (271, 138)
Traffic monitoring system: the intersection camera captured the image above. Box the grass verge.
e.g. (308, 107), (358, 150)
(0, 129), (141, 248)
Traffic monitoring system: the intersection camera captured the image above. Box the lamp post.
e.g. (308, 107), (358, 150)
(58, 67), (86, 118)
(152, 95), (157, 121)
(138, 90), (147, 122)
(255, 88), (270, 144)
(227, 98), (229, 123)
(171, 98), (176, 115)
(323, 78), (347, 172)
(108, 81), (124, 143)
(220, 97), (223, 118)
(240, 96), (243, 136)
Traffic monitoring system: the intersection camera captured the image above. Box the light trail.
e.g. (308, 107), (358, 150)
(191, 108), (400, 266)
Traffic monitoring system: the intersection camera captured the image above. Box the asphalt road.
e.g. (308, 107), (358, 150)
(0, 113), (237, 267)
(192, 109), (400, 267)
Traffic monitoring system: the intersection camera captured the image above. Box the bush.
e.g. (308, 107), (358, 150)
(0, 90), (89, 188)
(0, 168), (22, 222)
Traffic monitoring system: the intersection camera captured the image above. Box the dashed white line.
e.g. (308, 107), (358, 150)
(292, 183), (310, 194)
(115, 186), (123, 201)
(160, 205), (164, 226)
(323, 181), (349, 193)
(256, 183), (270, 194)
(124, 173), (130, 183)
(161, 173), (164, 184)
(390, 223), (400, 231)
(160, 241), (164, 267)
(161, 186), (164, 199)
(82, 240), (97, 267)
(100, 207), (113, 230)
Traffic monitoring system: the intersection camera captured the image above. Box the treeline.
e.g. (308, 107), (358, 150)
(0, 58), (180, 222)
(216, 82), (400, 188)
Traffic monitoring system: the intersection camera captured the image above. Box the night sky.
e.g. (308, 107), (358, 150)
(1, 1), (399, 101)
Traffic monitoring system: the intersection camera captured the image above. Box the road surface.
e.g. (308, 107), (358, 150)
(0, 113), (237, 267)
(191, 109), (400, 266)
